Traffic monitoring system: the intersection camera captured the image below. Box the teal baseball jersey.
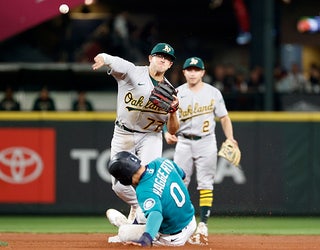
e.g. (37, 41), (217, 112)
(136, 158), (195, 237)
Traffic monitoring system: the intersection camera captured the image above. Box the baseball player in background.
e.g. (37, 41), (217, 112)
(164, 57), (238, 245)
(92, 43), (179, 227)
(106, 151), (196, 247)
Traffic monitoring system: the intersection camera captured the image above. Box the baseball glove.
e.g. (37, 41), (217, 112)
(218, 139), (241, 167)
(149, 80), (178, 113)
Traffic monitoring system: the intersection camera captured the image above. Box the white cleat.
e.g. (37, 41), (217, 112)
(106, 209), (129, 227)
(188, 222), (208, 245)
(107, 235), (121, 243)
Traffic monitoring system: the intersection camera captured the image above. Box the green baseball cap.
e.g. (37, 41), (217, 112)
(183, 57), (205, 70)
(150, 43), (176, 61)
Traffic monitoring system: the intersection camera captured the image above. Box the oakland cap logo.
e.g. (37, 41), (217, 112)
(163, 45), (172, 53)
(190, 58), (199, 65)
(0, 147), (43, 184)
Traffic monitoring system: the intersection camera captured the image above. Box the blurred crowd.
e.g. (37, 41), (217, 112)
(1, 7), (320, 112)
(0, 86), (94, 112)
(168, 61), (320, 95)
(1, 60), (319, 112)
(164, 60), (320, 111)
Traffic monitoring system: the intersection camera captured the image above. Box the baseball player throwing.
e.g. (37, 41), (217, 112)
(92, 43), (179, 224)
(164, 57), (238, 245)
(106, 151), (196, 247)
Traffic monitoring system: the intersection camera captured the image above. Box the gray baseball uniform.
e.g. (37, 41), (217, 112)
(173, 82), (228, 189)
(98, 53), (172, 206)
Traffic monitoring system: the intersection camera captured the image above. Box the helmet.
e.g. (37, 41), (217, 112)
(107, 151), (141, 185)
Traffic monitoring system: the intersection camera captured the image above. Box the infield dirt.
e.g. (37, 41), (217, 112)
(1, 233), (320, 249)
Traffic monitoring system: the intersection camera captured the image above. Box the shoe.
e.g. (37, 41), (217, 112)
(107, 235), (121, 243)
(188, 222), (208, 245)
(106, 209), (129, 227)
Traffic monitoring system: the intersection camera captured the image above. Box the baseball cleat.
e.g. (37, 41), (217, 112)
(106, 208), (129, 227)
(188, 222), (208, 245)
(107, 235), (121, 243)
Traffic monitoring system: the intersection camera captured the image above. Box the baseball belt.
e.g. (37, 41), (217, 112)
(181, 134), (208, 140)
(115, 120), (146, 134)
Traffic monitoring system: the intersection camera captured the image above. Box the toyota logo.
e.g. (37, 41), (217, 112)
(0, 147), (43, 184)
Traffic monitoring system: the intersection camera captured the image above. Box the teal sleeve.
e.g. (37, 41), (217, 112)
(145, 211), (163, 239)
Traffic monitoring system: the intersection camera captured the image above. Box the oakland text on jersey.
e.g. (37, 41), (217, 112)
(124, 92), (167, 114)
(179, 99), (215, 122)
(152, 160), (175, 197)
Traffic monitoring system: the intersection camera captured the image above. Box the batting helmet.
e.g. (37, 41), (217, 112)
(107, 151), (141, 185)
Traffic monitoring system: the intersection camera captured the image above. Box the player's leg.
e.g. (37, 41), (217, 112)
(110, 127), (141, 223)
(125, 132), (163, 224)
(194, 136), (216, 223)
(106, 208), (146, 243)
(136, 132), (163, 165)
(189, 136), (217, 245)
(173, 137), (193, 186)
(118, 224), (146, 242)
(154, 216), (197, 246)
(106, 208), (129, 227)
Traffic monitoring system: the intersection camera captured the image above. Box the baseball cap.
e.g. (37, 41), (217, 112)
(150, 43), (176, 61)
(183, 57), (205, 70)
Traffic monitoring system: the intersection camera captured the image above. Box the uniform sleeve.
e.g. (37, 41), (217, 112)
(98, 53), (135, 77)
(144, 210), (163, 239)
(214, 89), (228, 118)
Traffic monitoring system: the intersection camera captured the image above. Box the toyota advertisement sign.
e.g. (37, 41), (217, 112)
(0, 128), (55, 203)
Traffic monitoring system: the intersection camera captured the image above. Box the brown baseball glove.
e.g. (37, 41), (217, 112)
(218, 139), (241, 167)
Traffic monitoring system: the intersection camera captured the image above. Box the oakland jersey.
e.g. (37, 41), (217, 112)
(176, 82), (228, 137)
(99, 53), (170, 133)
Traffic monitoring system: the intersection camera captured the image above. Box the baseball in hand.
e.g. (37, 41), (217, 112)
(59, 4), (69, 14)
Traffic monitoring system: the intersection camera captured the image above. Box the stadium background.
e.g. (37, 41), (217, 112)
(0, 0), (320, 217)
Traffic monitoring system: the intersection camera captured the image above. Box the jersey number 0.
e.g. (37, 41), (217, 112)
(170, 182), (185, 208)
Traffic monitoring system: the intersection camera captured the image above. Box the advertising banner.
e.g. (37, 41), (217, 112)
(0, 113), (319, 215)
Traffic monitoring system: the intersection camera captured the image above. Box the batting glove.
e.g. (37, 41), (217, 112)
(135, 232), (153, 247)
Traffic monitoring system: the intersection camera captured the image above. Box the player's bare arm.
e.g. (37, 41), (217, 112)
(220, 115), (238, 145)
(166, 107), (179, 134)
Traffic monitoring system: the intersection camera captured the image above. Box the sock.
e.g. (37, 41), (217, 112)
(199, 189), (213, 224)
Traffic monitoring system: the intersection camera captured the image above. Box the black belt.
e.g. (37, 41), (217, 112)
(115, 121), (146, 133)
(181, 134), (203, 140)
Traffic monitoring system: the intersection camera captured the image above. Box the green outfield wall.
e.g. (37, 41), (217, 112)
(0, 112), (319, 215)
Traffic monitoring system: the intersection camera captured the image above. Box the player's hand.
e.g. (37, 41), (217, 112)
(228, 138), (238, 146)
(125, 232), (152, 247)
(124, 241), (142, 246)
(164, 132), (178, 145)
(92, 55), (105, 70)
